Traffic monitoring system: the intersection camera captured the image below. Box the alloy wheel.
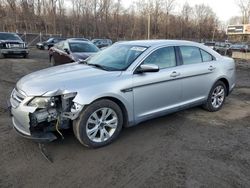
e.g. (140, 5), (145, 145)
(86, 107), (118, 143)
(211, 85), (225, 109)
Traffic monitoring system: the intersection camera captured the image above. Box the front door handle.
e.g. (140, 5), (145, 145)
(170, 71), (180, 78)
(208, 66), (216, 71)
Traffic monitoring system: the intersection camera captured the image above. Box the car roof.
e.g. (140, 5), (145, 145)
(48, 37), (65, 40)
(116, 40), (222, 60)
(68, 38), (89, 41)
(116, 40), (202, 47)
(92, 39), (111, 41)
(66, 39), (92, 44)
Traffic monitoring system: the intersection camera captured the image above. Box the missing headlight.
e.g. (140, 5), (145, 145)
(28, 97), (56, 108)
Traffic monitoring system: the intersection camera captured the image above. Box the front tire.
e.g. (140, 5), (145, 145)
(73, 99), (123, 148)
(23, 54), (28, 58)
(203, 81), (227, 112)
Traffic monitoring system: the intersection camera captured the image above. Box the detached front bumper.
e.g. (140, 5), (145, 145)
(12, 116), (57, 142)
(8, 89), (57, 142)
(1, 48), (29, 55)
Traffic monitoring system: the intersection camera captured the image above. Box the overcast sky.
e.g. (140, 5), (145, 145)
(121, 0), (240, 22)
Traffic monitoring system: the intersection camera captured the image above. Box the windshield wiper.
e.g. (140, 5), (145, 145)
(78, 59), (88, 64)
(80, 61), (120, 71)
(78, 60), (107, 70)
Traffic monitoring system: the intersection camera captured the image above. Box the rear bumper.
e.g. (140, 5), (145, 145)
(1, 48), (29, 55)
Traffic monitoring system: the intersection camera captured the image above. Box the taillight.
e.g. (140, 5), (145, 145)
(241, 48), (246, 52)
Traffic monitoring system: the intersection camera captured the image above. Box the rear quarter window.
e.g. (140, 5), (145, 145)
(200, 49), (214, 62)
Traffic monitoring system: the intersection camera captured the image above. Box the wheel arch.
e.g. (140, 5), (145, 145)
(216, 77), (230, 96)
(89, 96), (129, 127)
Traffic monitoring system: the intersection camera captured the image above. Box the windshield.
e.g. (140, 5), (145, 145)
(69, 42), (100, 53)
(0, 33), (21, 41)
(205, 42), (215, 46)
(46, 38), (54, 43)
(86, 44), (148, 71)
(92, 39), (100, 43)
(215, 42), (225, 47)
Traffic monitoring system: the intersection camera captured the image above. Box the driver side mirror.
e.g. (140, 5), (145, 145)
(64, 48), (70, 54)
(135, 64), (159, 74)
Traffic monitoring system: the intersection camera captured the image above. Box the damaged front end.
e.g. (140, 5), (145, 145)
(10, 88), (83, 142)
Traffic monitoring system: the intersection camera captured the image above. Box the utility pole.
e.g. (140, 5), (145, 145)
(147, 14), (151, 39)
(212, 28), (216, 42)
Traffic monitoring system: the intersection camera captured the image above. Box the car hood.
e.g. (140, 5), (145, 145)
(17, 63), (121, 96)
(0, 40), (24, 44)
(72, 52), (97, 61)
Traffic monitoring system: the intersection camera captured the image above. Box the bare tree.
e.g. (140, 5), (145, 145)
(194, 4), (218, 40)
(180, 2), (193, 39)
(236, 0), (250, 24)
(164, 0), (175, 38)
(0, 0), (223, 42)
(228, 16), (242, 25)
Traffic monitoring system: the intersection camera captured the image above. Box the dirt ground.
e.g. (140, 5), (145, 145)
(0, 49), (250, 188)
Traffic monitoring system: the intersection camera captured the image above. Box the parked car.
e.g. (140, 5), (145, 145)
(0, 32), (28, 58)
(213, 42), (231, 56)
(9, 40), (235, 148)
(227, 43), (250, 56)
(92, 39), (112, 48)
(36, 37), (65, 50)
(49, 39), (100, 66)
(204, 41), (216, 49)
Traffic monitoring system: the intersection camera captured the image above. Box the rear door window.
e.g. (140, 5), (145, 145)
(179, 46), (202, 65)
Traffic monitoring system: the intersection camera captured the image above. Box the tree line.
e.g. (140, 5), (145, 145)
(0, 0), (226, 41)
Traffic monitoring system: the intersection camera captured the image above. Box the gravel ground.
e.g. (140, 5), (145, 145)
(0, 49), (250, 188)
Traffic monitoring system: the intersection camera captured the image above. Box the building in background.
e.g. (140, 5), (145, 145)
(227, 24), (250, 42)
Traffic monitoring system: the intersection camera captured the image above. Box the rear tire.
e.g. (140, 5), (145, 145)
(73, 99), (123, 148)
(0, 53), (5, 59)
(203, 81), (227, 112)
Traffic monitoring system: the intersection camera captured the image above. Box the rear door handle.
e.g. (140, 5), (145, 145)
(170, 71), (180, 78)
(208, 66), (216, 71)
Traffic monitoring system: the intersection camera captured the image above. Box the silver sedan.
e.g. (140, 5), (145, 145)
(9, 40), (236, 148)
